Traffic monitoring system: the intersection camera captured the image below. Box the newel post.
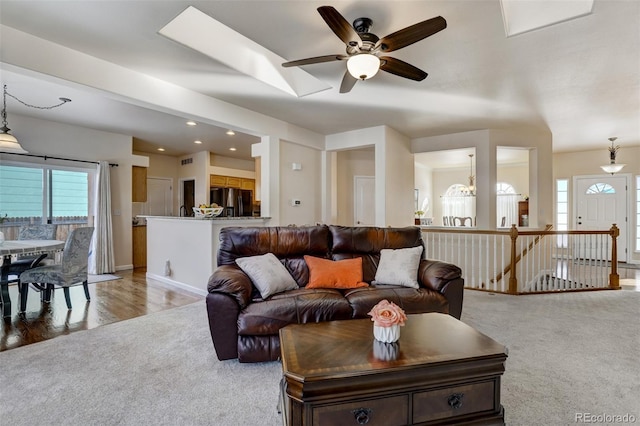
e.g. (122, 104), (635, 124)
(508, 225), (518, 294)
(609, 224), (620, 289)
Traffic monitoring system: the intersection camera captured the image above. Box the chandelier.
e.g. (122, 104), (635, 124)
(600, 137), (625, 175)
(461, 154), (476, 196)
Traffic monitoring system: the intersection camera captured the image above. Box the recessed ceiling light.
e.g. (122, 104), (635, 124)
(229, 147), (237, 151)
(194, 140), (202, 144)
(186, 121), (197, 126)
(226, 130), (235, 136)
(157, 148), (165, 152)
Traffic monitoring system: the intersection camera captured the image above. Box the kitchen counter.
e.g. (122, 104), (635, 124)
(143, 216), (270, 295)
(138, 215), (270, 221)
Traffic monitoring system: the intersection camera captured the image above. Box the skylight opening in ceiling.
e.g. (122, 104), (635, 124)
(158, 6), (331, 97)
(500, 0), (594, 37)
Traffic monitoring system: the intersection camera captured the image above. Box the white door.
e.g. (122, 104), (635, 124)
(574, 176), (628, 261)
(354, 176), (375, 226)
(147, 178), (173, 216)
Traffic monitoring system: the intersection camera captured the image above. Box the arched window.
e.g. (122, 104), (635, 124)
(586, 183), (615, 194)
(496, 182), (516, 194)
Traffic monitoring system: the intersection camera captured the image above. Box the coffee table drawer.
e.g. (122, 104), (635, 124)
(413, 380), (496, 423)
(312, 394), (408, 426)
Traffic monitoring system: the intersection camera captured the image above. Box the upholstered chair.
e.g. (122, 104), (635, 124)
(7, 224), (58, 280)
(18, 227), (94, 312)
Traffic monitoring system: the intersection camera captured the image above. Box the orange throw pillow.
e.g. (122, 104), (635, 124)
(304, 255), (369, 289)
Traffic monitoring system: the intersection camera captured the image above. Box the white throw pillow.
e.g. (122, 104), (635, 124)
(373, 246), (423, 288)
(235, 253), (298, 299)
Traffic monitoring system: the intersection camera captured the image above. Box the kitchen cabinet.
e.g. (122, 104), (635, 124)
(226, 177), (241, 188)
(132, 166), (147, 202)
(210, 175), (227, 187)
(132, 225), (147, 268)
(210, 174), (254, 191)
(240, 179), (255, 192)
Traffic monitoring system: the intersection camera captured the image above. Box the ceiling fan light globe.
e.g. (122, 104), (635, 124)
(347, 54), (380, 80)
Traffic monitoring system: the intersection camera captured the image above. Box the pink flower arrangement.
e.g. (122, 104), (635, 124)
(367, 299), (407, 327)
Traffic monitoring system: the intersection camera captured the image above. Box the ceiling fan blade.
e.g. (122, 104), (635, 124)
(339, 70), (358, 93)
(377, 16), (446, 52)
(282, 54), (347, 68)
(379, 56), (428, 81)
(317, 6), (362, 47)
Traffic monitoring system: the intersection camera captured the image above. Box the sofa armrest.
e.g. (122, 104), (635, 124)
(418, 259), (464, 319)
(207, 264), (253, 310)
(418, 259), (462, 292)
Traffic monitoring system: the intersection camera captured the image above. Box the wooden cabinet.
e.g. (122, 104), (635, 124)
(210, 175), (227, 187)
(240, 178), (255, 191)
(518, 201), (529, 227)
(210, 174), (254, 191)
(226, 177), (241, 188)
(132, 166), (147, 202)
(132, 226), (147, 268)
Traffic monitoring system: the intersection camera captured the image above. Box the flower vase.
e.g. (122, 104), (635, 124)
(373, 324), (400, 343)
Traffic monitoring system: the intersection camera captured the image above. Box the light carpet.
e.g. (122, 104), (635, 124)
(1, 290), (639, 425)
(87, 274), (121, 284)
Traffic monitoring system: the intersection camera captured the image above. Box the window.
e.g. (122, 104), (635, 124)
(556, 179), (568, 247)
(0, 163), (92, 226)
(586, 183), (615, 194)
(496, 182), (518, 227)
(441, 184), (475, 224)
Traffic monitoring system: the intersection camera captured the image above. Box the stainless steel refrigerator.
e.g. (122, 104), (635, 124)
(210, 187), (253, 217)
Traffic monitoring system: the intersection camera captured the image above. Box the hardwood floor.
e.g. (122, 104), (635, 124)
(1, 268), (203, 352)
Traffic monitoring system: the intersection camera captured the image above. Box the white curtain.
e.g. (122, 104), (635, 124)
(89, 161), (115, 274)
(441, 196), (475, 225)
(497, 194), (519, 228)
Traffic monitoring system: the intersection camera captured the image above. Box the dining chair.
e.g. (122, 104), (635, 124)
(18, 227), (94, 312)
(6, 224), (58, 282)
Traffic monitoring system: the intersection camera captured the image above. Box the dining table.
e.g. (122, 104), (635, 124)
(0, 239), (65, 319)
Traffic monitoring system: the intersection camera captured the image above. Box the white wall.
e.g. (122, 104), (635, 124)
(279, 140), (321, 225)
(383, 127), (414, 227)
(2, 114), (135, 270)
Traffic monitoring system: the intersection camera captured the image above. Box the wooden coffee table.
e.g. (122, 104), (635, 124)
(279, 313), (508, 425)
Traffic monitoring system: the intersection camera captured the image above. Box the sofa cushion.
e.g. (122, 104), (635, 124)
(304, 255), (368, 289)
(218, 225), (331, 286)
(344, 285), (450, 318)
(235, 253), (298, 299)
(237, 288), (353, 336)
(373, 246), (423, 288)
(329, 225), (424, 282)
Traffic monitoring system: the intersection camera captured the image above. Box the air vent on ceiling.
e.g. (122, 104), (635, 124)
(181, 158), (193, 166)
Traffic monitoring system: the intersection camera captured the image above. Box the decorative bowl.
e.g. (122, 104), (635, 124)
(192, 207), (223, 218)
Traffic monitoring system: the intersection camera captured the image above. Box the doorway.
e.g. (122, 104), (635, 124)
(147, 177), (173, 216)
(181, 179), (195, 217)
(354, 176), (375, 226)
(574, 175), (629, 262)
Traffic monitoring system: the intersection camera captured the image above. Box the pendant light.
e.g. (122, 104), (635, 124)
(600, 137), (625, 175)
(0, 85), (28, 153)
(0, 84), (72, 154)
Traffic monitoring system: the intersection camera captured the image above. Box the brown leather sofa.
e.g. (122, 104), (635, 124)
(206, 225), (464, 363)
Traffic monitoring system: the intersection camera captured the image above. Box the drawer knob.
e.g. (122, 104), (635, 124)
(447, 393), (464, 409)
(352, 408), (372, 424)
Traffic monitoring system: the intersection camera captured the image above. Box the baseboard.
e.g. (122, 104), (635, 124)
(145, 272), (207, 297)
(115, 264), (134, 271)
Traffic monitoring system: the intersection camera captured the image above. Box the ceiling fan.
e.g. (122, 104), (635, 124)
(282, 6), (447, 93)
